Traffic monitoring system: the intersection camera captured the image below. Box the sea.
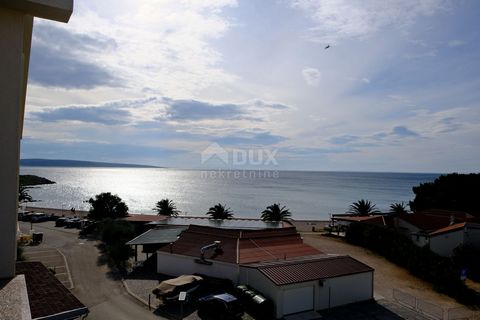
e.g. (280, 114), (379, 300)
(20, 167), (440, 220)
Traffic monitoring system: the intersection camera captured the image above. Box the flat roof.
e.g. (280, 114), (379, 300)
(126, 227), (186, 245)
(243, 255), (373, 286)
(15, 261), (88, 320)
(149, 216), (286, 230)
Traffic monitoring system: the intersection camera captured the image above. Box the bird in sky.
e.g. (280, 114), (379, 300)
(325, 44), (330, 49)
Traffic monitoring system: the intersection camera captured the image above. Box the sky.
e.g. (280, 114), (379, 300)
(21, 0), (480, 173)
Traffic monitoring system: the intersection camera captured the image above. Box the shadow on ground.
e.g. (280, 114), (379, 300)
(319, 300), (424, 320)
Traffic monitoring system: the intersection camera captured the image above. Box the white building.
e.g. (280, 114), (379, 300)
(157, 225), (374, 318)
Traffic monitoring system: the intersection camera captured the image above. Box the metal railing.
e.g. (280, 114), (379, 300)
(392, 289), (477, 320)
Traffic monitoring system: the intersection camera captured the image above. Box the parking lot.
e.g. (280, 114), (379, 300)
(23, 246), (73, 289)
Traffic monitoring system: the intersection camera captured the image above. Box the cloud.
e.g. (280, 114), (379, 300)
(31, 106), (132, 125)
(391, 125), (419, 137)
(29, 97), (292, 130)
(290, 0), (446, 43)
(29, 24), (120, 89)
(161, 99), (248, 121)
(329, 135), (359, 145)
(448, 40), (465, 47)
(28, 97), (159, 125)
(302, 68), (321, 86)
(215, 130), (287, 145)
(54, 0), (238, 96)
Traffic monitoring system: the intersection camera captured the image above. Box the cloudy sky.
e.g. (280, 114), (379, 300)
(22, 0), (480, 172)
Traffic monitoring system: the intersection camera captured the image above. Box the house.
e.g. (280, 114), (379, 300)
(427, 222), (480, 256)
(239, 256), (373, 318)
(395, 210), (480, 256)
(156, 225), (374, 318)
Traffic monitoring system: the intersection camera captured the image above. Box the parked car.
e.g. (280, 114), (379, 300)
(65, 217), (82, 228)
(55, 217), (67, 227)
(152, 275), (203, 302)
(31, 213), (50, 223)
(197, 293), (244, 320)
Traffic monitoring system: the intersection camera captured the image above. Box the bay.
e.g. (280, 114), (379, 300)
(20, 167), (440, 220)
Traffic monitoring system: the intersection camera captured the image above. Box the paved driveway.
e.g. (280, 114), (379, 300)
(19, 221), (162, 320)
(23, 246), (73, 289)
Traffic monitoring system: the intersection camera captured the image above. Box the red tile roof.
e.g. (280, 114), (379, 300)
(16, 261), (88, 319)
(398, 213), (453, 232)
(429, 222), (467, 236)
(159, 225), (321, 264)
(244, 255), (373, 286)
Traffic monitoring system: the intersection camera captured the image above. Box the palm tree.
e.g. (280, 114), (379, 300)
(347, 199), (381, 216)
(206, 203), (233, 220)
(153, 199), (180, 216)
(389, 202), (408, 214)
(261, 203), (291, 221)
(18, 186), (33, 203)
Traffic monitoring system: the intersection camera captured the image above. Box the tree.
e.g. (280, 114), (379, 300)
(347, 199), (381, 216)
(153, 199), (180, 216)
(261, 203), (291, 221)
(410, 173), (480, 213)
(87, 192), (129, 220)
(99, 219), (135, 268)
(18, 186), (33, 203)
(389, 202), (408, 214)
(206, 203), (233, 220)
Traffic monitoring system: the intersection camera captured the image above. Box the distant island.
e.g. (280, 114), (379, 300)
(20, 159), (161, 168)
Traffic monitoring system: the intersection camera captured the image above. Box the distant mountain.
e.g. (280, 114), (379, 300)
(20, 159), (161, 168)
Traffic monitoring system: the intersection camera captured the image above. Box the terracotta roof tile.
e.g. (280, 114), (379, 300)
(245, 255), (373, 285)
(429, 222), (467, 236)
(398, 213), (453, 232)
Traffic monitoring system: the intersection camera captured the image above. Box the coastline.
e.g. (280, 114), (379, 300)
(23, 206), (329, 231)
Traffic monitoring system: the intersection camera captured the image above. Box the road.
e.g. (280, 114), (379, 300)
(20, 221), (160, 320)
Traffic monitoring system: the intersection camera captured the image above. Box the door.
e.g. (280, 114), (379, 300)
(282, 286), (314, 315)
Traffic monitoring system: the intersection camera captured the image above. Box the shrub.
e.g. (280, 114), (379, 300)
(99, 219), (135, 268)
(345, 222), (478, 305)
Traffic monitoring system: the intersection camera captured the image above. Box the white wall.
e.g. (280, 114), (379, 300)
(239, 267), (373, 319)
(430, 229), (465, 256)
(465, 227), (480, 247)
(0, 7), (31, 279)
(157, 252), (239, 283)
(327, 272), (373, 308)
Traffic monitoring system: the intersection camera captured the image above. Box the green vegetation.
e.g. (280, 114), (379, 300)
(261, 203), (291, 221)
(206, 203), (234, 220)
(16, 244), (26, 261)
(345, 222), (478, 305)
(389, 202), (408, 214)
(18, 174), (54, 203)
(87, 192), (129, 220)
(452, 245), (480, 282)
(18, 185), (33, 203)
(19, 174), (55, 186)
(99, 219), (135, 268)
(410, 173), (480, 213)
(153, 199), (180, 216)
(347, 199), (381, 216)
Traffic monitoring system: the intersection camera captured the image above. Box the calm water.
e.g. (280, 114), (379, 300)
(20, 167), (440, 220)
